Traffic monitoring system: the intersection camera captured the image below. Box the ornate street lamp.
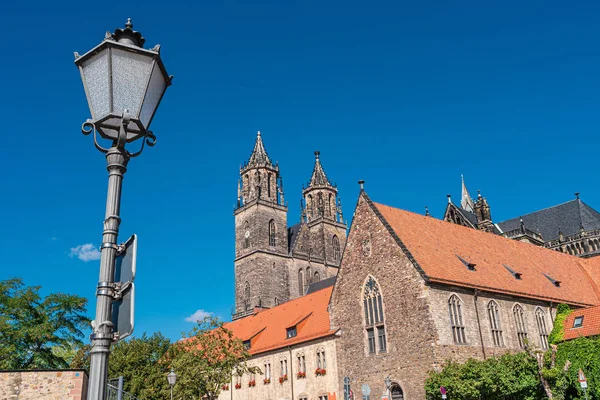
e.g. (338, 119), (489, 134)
(74, 19), (171, 400)
(167, 369), (177, 400)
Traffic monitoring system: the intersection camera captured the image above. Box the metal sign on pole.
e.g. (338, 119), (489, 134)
(440, 386), (447, 399)
(578, 369), (588, 400)
(362, 383), (371, 400)
(111, 234), (137, 342)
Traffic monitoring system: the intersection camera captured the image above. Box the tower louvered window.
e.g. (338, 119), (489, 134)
(244, 282), (251, 311)
(332, 235), (341, 261)
(448, 295), (466, 344)
(298, 270), (304, 295)
(269, 220), (276, 247)
(363, 276), (386, 354)
(513, 304), (528, 348)
(487, 300), (504, 347)
(243, 221), (250, 249)
(535, 307), (549, 350)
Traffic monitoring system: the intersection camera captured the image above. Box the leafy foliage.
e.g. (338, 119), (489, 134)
(425, 304), (599, 400)
(0, 278), (90, 369)
(166, 317), (260, 400)
(71, 332), (172, 399)
(549, 304), (572, 345)
(425, 352), (545, 400)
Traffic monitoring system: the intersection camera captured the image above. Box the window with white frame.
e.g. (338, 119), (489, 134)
(264, 362), (271, 380)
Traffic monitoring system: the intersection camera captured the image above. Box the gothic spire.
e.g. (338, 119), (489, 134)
(461, 174), (475, 212)
(246, 131), (272, 167)
(308, 151), (332, 187)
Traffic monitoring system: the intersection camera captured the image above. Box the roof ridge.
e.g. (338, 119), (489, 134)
(498, 199), (578, 224)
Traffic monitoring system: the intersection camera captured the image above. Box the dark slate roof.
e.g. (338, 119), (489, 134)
(288, 223), (302, 253)
(457, 207), (478, 227)
(306, 276), (337, 295)
(497, 199), (600, 242)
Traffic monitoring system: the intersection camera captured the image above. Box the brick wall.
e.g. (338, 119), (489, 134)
(0, 370), (87, 400)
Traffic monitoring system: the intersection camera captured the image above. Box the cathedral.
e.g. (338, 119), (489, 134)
(444, 176), (600, 257)
(233, 132), (347, 317)
(220, 137), (600, 400)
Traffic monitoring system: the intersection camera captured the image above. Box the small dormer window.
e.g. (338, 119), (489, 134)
(243, 340), (251, 350)
(573, 316), (584, 328)
(456, 255), (476, 271)
(543, 273), (561, 287)
(503, 264), (522, 280)
(286, 326), (297, 339)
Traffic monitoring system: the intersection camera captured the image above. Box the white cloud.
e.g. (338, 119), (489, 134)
(69, 243), (101, 262)
(185, 309), (213, 323)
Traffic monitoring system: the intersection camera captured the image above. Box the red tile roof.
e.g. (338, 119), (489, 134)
(563, 305), (600, 340)
(224, 286), (336, 355)
(371, 198), (600, 307)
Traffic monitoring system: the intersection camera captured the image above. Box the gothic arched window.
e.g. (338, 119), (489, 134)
(363, 276), (386, 354)
(267, 173), (272, 198)
(317, 192), (324, 216)
(314, 271), (320, 282)
(298, 269), (304, 295)
(269, 220), (276, 247)
(513, 304), (528, 348)
(448, 294), (466, 344)
(535, 307), (549, 350)
(244, 282), (251, 311)
(243, 221), (250, 249)
(332, 235), (341, 261)
(306, 267), (312, 286)
(487, 300), (504, 347)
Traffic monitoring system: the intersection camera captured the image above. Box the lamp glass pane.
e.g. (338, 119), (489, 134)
(80, 49), (110, 120)
(111, 48), (154, 117)
(139, 63), (167, 128)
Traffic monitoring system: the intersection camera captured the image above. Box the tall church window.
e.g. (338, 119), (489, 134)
(314, 271), (320, 282)
(298, 270), (304, 295)
(332, 235), (340, 261)
(535, 307), (549, 350)
(513, 304), (528, 348)
(306, 267), (312, 286)
(244, 282), (251, 311)
(269, 220), (276, 247)
(267, 173), (271, 198)
(317, 192), (324, 216)
(448, 294), (466, 344)
(363, 276), (387, 354)
(243, 221), (250, 249)
(487, 300), (504, 347)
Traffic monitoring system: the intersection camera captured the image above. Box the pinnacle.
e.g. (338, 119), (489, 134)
(308, 150), (331, 187)
(246, 131), (272, 167)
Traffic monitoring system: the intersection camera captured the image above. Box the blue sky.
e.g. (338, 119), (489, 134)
(1, 0), (600, 341)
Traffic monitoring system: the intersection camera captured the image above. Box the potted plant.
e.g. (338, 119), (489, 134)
(297, 371), (306, 379)
(235, 383), (242, 389)
(248, 380), (256, 387)
(263, 378), (271, 384)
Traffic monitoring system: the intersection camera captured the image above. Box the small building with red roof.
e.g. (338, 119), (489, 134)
(563, 304), (600, 340)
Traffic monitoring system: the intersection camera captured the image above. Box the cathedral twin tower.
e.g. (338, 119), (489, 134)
(233, 132), (347, 317)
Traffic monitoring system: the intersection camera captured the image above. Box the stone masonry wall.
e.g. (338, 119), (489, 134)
(0, 370), (87, 400)
(330, 195), (438, 400)
(217, 336), (339, 400)
(428, 285), (556, 364)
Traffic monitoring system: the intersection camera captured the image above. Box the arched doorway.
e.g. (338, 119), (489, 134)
(390, 384), (404, 400)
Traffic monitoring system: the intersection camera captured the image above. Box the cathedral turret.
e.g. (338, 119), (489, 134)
(238, 131), (282, 207)
(474, 190), (494, 232)
(234, 131), (289, 315)
(302, 151), (342, 223)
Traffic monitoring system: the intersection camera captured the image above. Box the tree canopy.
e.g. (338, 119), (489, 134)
(0, 278), (90, 369)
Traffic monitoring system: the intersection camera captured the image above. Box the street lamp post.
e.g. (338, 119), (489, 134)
(75, 19), (171, 400)
(167, 369), (177, 400)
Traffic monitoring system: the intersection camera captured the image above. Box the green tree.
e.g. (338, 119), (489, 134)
(0, 278), (90, 369)
(167, 317), (260, 400)
(71, 332), (172, 399)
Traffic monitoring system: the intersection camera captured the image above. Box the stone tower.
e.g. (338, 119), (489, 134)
(298, 151), (347, 275)
(234, 132), (289, 314)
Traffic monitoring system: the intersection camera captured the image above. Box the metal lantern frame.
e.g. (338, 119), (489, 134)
(75, 28), (172, 150)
